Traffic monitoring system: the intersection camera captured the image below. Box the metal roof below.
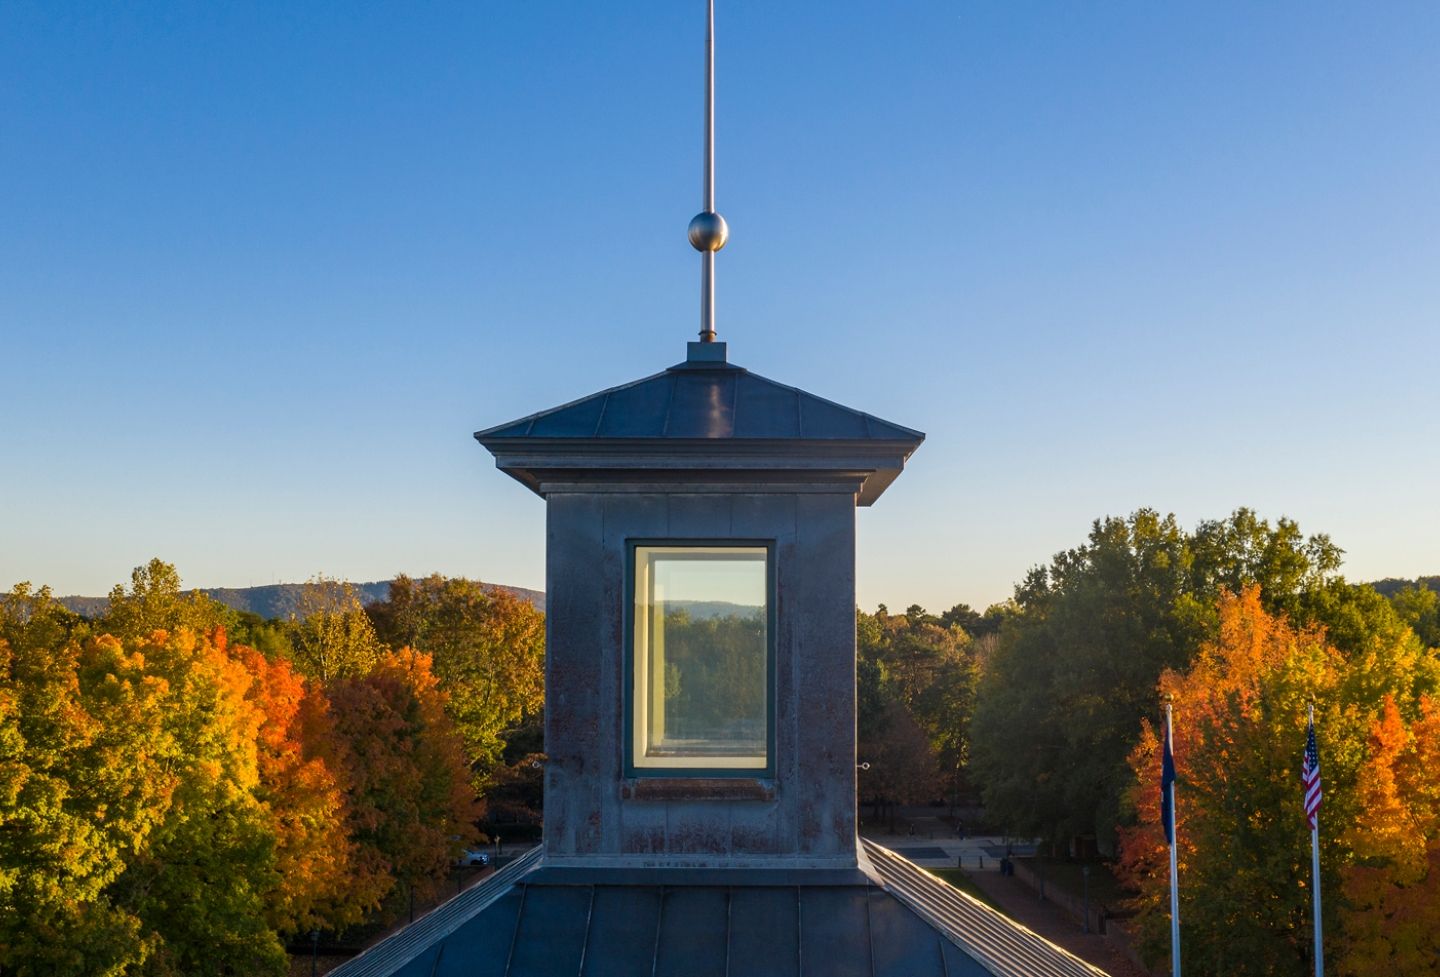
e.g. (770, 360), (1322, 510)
(329, 843), (1113, 977)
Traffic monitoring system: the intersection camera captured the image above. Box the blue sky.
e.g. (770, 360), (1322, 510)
(3, 1), (1437, 612)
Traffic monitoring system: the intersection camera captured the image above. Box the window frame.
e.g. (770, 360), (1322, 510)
(623, 538), (777, 779)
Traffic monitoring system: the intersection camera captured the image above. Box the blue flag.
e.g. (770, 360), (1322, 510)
(1161, 711), (1176, 844)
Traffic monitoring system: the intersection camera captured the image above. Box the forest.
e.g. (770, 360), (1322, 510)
(4, 506), (1439, 976)
(0, 564), (544, 976)
(868, 508), (1440, 976)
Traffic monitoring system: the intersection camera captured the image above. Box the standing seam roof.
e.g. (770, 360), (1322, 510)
(474, 365), (923, 444)
(327, 845), (1113, 977)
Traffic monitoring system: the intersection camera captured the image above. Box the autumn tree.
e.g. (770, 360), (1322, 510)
(1338, 694), (1440, 975)
(1117, 588), (1440, 976)
(326, 648), (481, 921)
(972, 508), (1347, 852)
(367, 575), (544, 776)
(3, 566), (505, 970)
(106, 627), (288, 977)
(235, 645), (369, 935)
(286, 576), (383, 683)
(98, 558), (229, 640)
(0, 590), (172, 975)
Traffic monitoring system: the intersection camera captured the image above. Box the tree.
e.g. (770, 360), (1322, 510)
(0, 588), (175, 976)
(367, 575), (544, 776)
(1338, 695), (1440, 975)
(108, 627), (287, 977)
(1116, 588), (1440, 976)
(858, 697), (941, 815)
(286, 576), (382, 683)
(235, 645), (363, 936)
(971, 508), (1348, 852)
(2, 566), (498, 970)
(855, 606), (976, 811)
(326, 649), (481, 922)
(98, 559), (228, 640)
(1389, 584), (1440, 649)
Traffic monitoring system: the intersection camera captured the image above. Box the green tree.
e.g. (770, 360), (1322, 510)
(1389, 583), (1440, 649)
(227, 611), (295, 661)
(98, 559), (228, 640)
(0, 585), (174, 975)
(367, 575), (544, 775)
(856, 606), (978, 810)
(286, 577), (382, 683)
(971, 508), (1346, 853)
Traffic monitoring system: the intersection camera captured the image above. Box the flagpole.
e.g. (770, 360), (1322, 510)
(1166, 701), (1181, 977)
(1310, 702), (1323, 977)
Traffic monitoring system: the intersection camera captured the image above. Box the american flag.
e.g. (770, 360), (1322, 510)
(1302, 716), (1322, 831)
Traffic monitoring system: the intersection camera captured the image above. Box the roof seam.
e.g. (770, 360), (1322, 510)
(865, 885), (878, 977)
(576, 884), (597, 976)
(593, 393), (612, 437)
(727, 370), (739, 437)
(724, 886), (734, 977)
(661, 375), (676, 437)
(503, 879), (528, 977)
(650, 884), (667, 977)
(795, 885), (803, 976)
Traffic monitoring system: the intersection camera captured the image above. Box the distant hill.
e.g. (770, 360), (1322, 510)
(58, 579), (545, 620)
(668, 600), (764, 621)
(1367, 576), (1440, 599)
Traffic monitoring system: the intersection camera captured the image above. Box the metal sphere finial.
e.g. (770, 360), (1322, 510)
(688, 211), (729, 252)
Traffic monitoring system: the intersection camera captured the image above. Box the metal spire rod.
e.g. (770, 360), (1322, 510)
(703, 0), (715, 214)
(687, 0), (728, 343)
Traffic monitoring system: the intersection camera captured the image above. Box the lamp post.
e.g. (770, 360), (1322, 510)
(1082, 865), (1091, 933)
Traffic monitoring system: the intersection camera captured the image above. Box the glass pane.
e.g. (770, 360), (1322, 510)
(634, 546), (768, 769)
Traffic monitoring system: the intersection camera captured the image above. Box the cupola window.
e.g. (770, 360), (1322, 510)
(629, 543), (772, 774)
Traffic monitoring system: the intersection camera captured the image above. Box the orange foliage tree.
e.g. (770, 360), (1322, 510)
(1118, 587), (1440, 977)
(1339, 694), (1440, 974)
(327, 648), (482, 921)
(236, 645), (370, 935)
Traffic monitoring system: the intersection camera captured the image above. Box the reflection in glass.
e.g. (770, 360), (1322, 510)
(633, 546), (768, 769)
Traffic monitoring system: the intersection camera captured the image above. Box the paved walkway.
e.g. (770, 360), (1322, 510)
(862, 829), (1035, 871)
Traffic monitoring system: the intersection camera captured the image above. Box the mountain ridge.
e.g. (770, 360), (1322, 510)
(58, 579), (546, 620)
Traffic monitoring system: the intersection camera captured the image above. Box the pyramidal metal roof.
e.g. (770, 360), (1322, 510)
(327, 842), (1112, 977)
(474, 347), (924, 506)
(475, 356), (924, 444)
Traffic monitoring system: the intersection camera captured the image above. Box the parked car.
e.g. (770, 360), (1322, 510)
(458, 849), (491, 868)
